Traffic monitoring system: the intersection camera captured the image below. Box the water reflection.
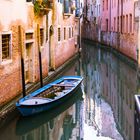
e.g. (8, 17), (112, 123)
(0, 42), (137, 140)
(81, 42), (137, 140)
(16, 88), (83, 140)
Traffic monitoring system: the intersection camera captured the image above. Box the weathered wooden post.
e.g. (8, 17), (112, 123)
(18, 25), (26, 97)
(134, 95), (140, 140)
(37, 24), (43, 87)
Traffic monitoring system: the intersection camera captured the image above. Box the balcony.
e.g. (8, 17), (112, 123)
(34, 0), (53, 16)
(63, 0), (76, 18)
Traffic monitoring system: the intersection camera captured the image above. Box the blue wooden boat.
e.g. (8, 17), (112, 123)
(16, 76), (83, 116)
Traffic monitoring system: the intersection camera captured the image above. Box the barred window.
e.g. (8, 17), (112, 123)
(2, 34), (11, 60)
(40, 28), (44, 46)
(58, 28), (61, 41)
(64, 27), (66, 40)
(72, 27), (73, 37)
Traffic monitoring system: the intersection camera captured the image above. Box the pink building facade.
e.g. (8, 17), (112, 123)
(82, 0), (137, 61)
(101, 0), (136, 60)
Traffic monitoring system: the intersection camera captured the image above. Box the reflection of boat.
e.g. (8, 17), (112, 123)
(16, 88), (83, 135)
(16, 76), (83, 116)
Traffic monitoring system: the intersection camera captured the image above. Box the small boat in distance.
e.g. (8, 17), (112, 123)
(16, 76), (83, 116)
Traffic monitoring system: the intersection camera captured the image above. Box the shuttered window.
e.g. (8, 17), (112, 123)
(58, 28), (61, 41)
(64, 27), (66, 40)
(26, 33), (33, 40)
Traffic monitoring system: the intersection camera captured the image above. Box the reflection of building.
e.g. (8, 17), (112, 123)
(100, 51), (137, 140)
(134, 0), (140, 68)
(14, 88), (83, 140)
(81, 43), (137, 140)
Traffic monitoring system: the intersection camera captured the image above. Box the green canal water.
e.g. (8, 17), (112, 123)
(0, 42), (137, 140)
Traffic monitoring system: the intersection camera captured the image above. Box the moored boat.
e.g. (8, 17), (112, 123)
(16, 88), (83, 135)
(16, 76), (83, 116)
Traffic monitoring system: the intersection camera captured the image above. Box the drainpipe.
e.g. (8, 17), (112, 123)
(117, 0), (120, 50)
(79, 0), (83, 51)
(120, 0), (123, 34)
(109, 0), (111, 47)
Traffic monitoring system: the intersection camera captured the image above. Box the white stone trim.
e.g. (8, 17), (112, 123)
(0, 31), (12, 65)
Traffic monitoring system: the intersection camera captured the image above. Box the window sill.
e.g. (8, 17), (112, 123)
(58, 41), (61, 45)
(26, 2), (34, 6)
(1, 59), (12, 66)
(25, 39), (34, 44)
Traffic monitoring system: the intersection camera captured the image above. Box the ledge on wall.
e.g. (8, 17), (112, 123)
(63, 13), (72, 19)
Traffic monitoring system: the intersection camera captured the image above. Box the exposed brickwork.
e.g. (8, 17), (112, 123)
(0, 1), (78, 106)
(0, 68), (21, 106)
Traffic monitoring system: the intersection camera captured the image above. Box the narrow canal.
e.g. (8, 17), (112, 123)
(0, 42), (137, 140)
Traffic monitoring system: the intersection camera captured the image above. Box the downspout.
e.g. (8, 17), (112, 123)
(109, 0), (111, 47)
(121, 0), (123, 34)
(117, 0), (120, 50)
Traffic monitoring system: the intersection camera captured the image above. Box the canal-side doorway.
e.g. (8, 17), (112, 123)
(25, 42), (33, 84)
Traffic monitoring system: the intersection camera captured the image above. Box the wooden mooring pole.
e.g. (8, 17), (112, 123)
(37, 24), (43, 87)
(18, 25), (26, 97)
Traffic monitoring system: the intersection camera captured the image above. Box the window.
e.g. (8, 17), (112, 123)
(58, 28), (61, 41)
(117, 16), (119, 32)
(129, 14), (132, 33)
(72, 27), (73, 37)
(26, 33), (33, 40)
(103, 1), (104, 11)
(114, 17), (116, 31)
(123, 16), (125, 33)
(64, 27), (66, 40)
(106, 0), (108, 10)
(69, 27), (71, 38)
(106, 19), (108, 31)
(1, 33), (12, 61)
(46, 15), (48, 41)
(40, 28), (44, 46)
(126, 15), (128, 33)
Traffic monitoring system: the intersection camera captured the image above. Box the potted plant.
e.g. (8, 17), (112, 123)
(34, 0), (48, 16)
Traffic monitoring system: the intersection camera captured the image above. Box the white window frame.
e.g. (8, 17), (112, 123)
(25, 29), (34, 44)
(0, 31), (12, 65)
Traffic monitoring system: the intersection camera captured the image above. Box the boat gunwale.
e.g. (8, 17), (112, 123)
(16, 76), (83, 107)
(17, 84), (81, 108)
